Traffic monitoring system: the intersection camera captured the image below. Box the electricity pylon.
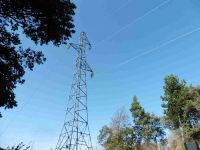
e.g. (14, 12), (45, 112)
(55, 32), (93, 150)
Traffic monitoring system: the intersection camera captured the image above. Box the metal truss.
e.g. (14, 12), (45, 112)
(55, 32), (93, 150)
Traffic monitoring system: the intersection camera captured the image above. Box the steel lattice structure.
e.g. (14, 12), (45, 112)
(55, 32), (93, 150)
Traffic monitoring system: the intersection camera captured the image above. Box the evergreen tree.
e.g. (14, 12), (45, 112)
(130, 96), (146, 145)
(161, 75), (188, 130)
(161, 75), (200, 141)
(184, 86), (200, 140)
(98, 97), (166, 150)
(149, 114), (167, 146)
(130, 96), (166, 148)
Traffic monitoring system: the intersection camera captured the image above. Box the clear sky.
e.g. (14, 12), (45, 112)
(1, 0), (200, 149)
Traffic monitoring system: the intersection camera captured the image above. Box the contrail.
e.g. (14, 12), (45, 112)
(96, 0), (172, 46)
(111, 0), (133, 15)
(117, 27), (200, 67)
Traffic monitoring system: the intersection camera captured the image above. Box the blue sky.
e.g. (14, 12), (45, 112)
(1, 0), (200, 149)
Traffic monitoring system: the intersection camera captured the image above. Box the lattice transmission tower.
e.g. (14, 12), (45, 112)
(55, 32), (93, 150)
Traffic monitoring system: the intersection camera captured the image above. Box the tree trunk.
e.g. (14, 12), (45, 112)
(178, 117), (185, 144)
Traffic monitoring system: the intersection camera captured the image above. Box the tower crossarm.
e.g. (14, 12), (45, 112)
(68, 43), (80, 52)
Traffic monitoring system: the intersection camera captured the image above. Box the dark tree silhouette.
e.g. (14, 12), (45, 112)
(0, 0), (76, 117)
(3, 142), (30, 150)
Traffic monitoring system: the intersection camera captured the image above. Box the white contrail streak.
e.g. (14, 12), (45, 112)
(96, 0), (172, 46)
(117, 27), (200, 67)
(111, 0), (133, 15)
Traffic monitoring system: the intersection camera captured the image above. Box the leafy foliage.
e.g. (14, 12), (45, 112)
(130, 96), (167, 147)
(161, 75), (200, 141)
(161, 75), (188, 130)
(0, 0), (76, 117)
(0, 0), (76, 45)
(98, 108), (134, 150)
(98, 75), (200, 149)
(98, 98), (166, 150)
(184, 86), (200, 140)
(0, 142), (30, 150)
(98, 125), (112, 147)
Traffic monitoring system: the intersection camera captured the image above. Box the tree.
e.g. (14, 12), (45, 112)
(130, 96), (150, 145)
(98, 97), (167, 150)
(161, 75), (200, 142)
(98, 125), (112, 148)
(0, 142), (30, 150)
(111, 107), (130, 134)
(98, 126), (136, 150)
(0, 0), (76, 117)
(98, 108), (133, 150)
(161, 75), (188, 130)
(184, 86), (200, 141)
(149, 114), (167, 147)
(130, 96), (167, 149)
